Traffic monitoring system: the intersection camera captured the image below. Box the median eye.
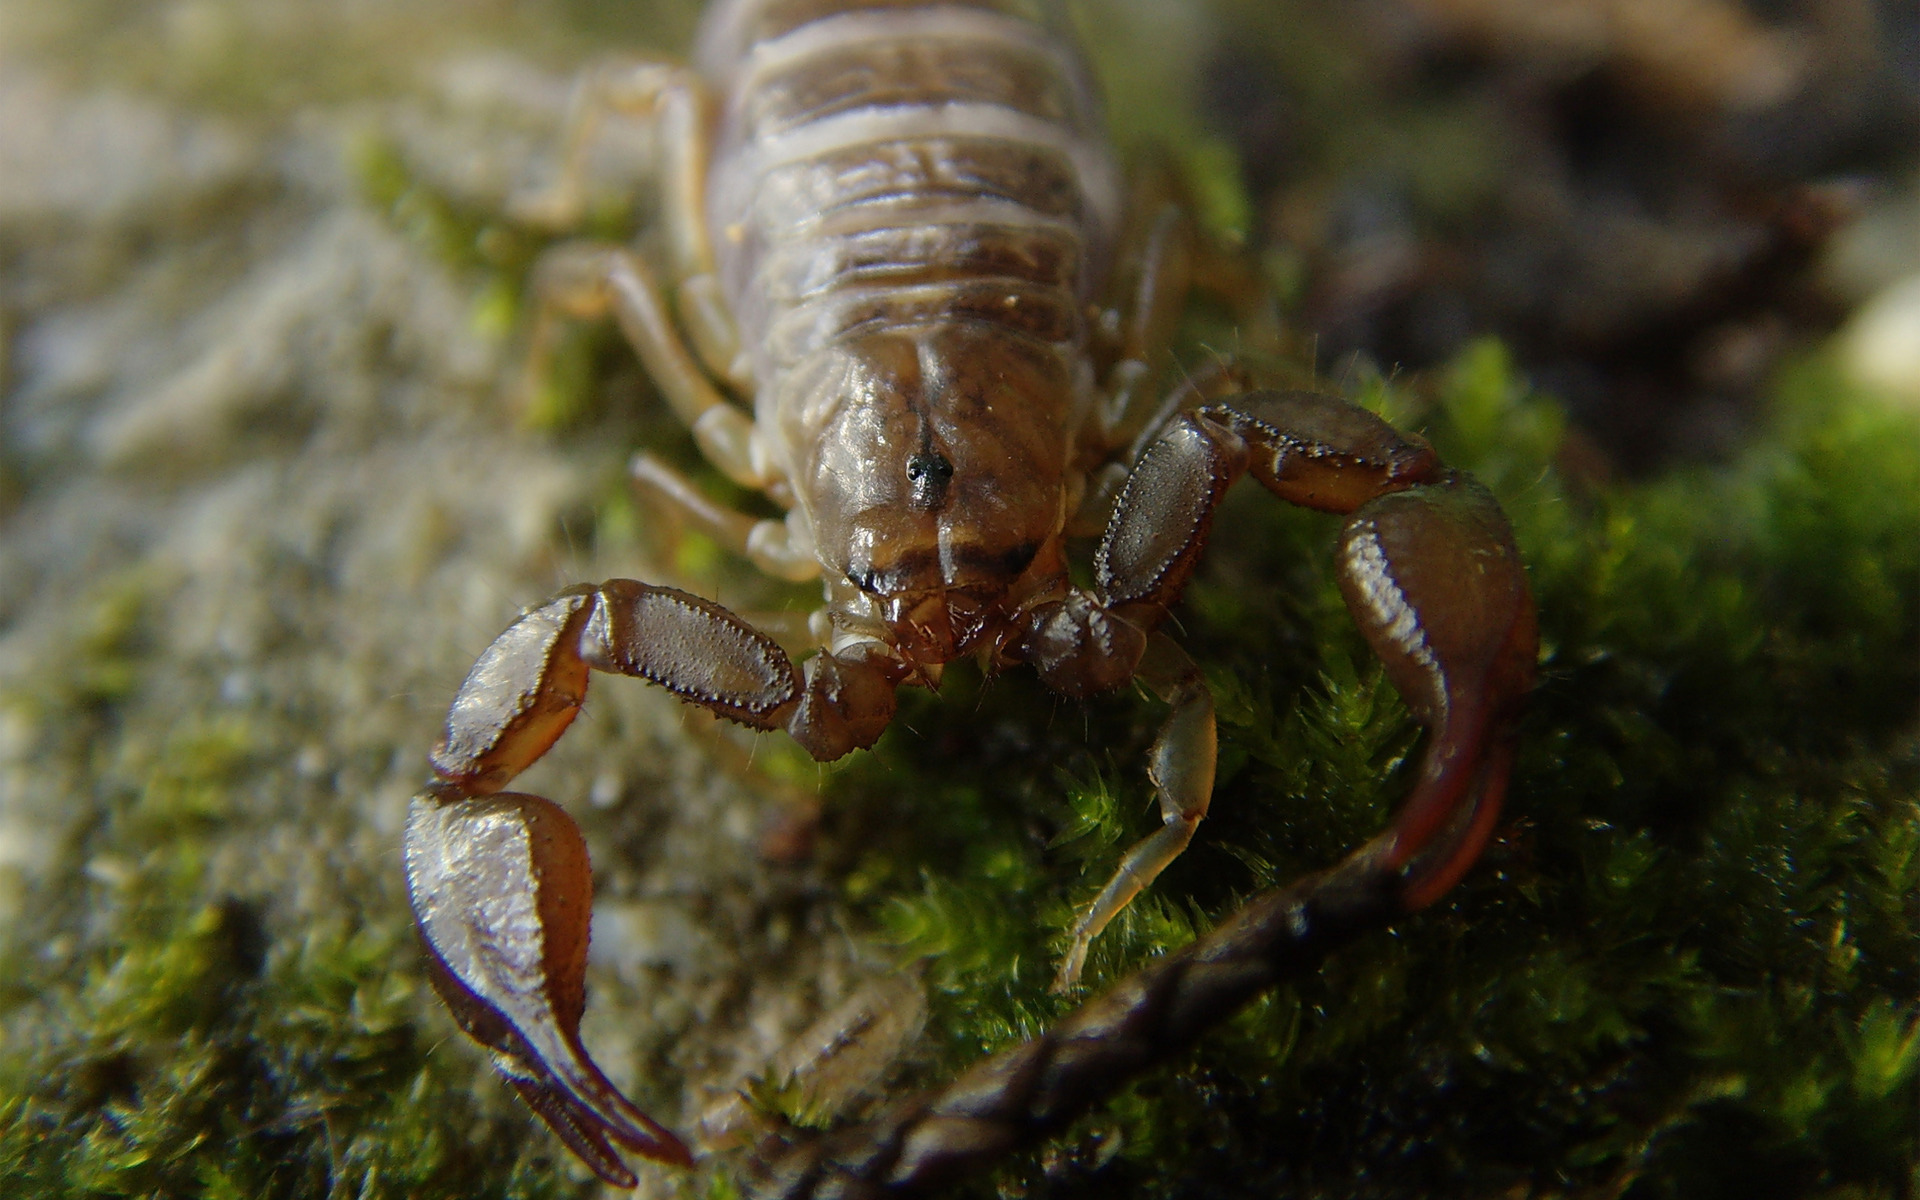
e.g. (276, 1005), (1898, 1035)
(905, 451), (954, 510)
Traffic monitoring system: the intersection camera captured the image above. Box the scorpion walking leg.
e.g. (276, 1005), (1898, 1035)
(1076, 202), (1249, 535)
(1052, 634), (1216, 991)
(510, 62), (715, 279)
(1096, 203), (1194, 446)
(524, 243), (773, 491)
(677, 271), (754, 392)
(406, 582), (906, 1185)
(743, 857), (1402, 1200)
(1185, 236), (1283, 360)
(1091, 172), (1283, 455)
(629, 452), (821, 583)
(516, 61), (756, 439)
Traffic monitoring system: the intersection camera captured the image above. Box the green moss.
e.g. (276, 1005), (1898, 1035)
(812, 342), (1919, 1198)
(0, 902), (582, 1199)
(6, 319), (1910, 1198)
(37, 573), (162, 715)
(0, 596), (592, 1200)
(351, 132), (657, 444)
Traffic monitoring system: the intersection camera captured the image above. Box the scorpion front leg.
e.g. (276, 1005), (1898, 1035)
(1029, 389), (1536, 989)
(406, 582), (902, 1185)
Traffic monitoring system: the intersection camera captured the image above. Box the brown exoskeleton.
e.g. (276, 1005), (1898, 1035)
(403, 0), (1538, 1188)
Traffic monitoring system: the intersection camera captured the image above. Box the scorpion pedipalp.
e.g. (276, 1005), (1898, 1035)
(406, 581), (804, 1183)
(1331, 474), (1537, 905)
(406, 786), (693, 1183)
(1035, 389), (1534, 990)
(406, 578), (916, 1185)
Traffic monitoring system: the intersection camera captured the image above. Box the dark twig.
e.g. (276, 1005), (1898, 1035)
(738, 855), (1400, 1198)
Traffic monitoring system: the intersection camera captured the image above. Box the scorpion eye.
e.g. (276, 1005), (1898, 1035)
(905, 451), (954, 510)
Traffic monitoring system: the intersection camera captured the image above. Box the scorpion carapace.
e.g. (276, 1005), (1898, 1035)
(402, 0), (1538, 1191)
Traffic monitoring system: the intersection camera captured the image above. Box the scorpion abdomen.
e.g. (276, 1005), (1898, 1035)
(699, 0), (1122, 380)
(697, 0), (1122, 624)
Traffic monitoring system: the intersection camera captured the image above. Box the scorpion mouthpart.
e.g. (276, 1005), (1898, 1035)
(882, 587), (998, 661)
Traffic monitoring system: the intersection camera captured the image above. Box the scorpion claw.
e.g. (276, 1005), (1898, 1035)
(405, 786), (692, 1183)
(1333, 474), (1536, 906)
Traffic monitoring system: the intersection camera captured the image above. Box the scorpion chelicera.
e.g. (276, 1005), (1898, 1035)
(403, 0), (1538, 1191)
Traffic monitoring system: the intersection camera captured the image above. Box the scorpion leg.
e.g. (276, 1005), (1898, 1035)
(1074, 198), (1213, 536)
(1044, 630), (1217, 991)
(1032, 389), (1534, 988)
(524, 242), (776, 494)
(515, 63), (765, 476)
(1091, 169), (1284, 455)
(1096, 203), (1194, 446)
(677, 271), (755, 392)
(406, 582), (905, 1184)
(510, 62), (715, 280)
(629, 451), (821, 582)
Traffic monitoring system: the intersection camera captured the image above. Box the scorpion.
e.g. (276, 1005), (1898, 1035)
(403, 0), (1538, 1192)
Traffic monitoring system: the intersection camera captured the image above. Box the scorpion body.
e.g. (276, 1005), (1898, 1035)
(700, 0), (1117, 672)
(403, 0), (1538, 1191)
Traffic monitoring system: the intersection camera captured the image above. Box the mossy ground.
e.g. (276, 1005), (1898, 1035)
(7, 333), (1910, 1198)
(1, 2), (1916, 1199)
(827, 343), (1920, 1199)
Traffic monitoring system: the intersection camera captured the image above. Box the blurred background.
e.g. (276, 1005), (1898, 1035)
(1193, 0), (1920, 471)
(6, 0), (1917, 473)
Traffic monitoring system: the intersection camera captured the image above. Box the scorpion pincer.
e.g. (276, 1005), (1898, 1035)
(402, 0), (1538, 1191)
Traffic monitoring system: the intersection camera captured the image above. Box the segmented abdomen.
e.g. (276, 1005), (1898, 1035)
(697, 0), (1120, 380)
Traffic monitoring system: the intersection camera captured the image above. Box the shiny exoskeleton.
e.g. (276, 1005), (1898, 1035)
(403, 0), (1538, 1190)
